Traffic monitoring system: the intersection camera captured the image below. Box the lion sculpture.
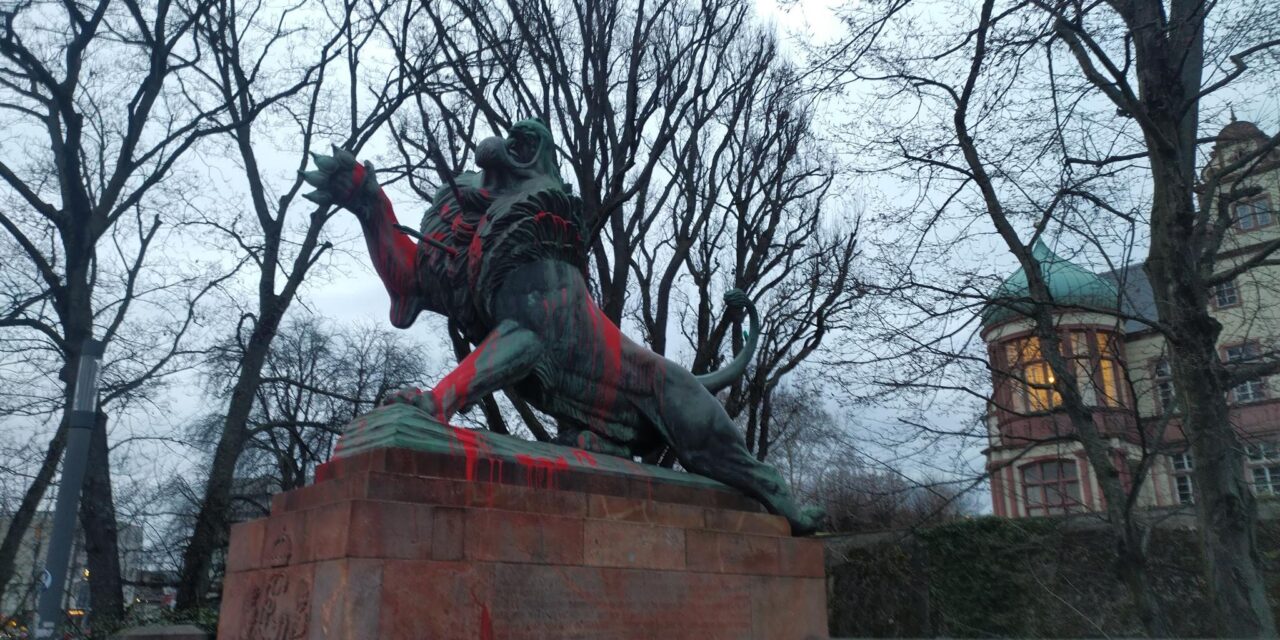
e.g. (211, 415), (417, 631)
(302, 119), (824, 535)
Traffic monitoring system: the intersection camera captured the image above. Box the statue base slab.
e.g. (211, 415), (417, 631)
(217, 409), (828, 639)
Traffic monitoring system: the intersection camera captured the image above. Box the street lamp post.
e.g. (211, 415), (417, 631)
(33, 339), (104, 639)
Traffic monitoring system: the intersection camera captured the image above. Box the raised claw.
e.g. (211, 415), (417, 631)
(300, 169), (328, 188)
(302, 190), (332, 205)
(332, 144), (357, 164)
(311, 151), (339, 172)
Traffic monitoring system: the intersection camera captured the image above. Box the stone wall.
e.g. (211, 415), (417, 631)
(824, 506), (1280, 637)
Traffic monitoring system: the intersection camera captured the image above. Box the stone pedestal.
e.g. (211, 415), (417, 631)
(217, 406), (828, 639)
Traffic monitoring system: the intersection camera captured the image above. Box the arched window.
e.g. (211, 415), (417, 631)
(1021, 459), (1082, 516)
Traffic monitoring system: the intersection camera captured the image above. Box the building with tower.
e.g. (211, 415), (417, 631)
(981, 118), (1280, 517)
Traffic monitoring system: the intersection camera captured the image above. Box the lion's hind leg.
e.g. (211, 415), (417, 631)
(646, 367), (825, 535)
(554, 424), (635, 458)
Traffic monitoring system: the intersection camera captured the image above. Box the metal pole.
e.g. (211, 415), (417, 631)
(33, 339), (104, 639)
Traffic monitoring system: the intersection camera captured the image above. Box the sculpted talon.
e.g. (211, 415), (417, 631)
(301, 169), (328, 188)
(302, 190), (331, 205)
(311, 151), (338, 172)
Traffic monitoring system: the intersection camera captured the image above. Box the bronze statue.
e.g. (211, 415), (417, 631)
(302, 119), (824, 535)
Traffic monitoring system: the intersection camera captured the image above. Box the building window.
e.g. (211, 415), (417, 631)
(1223, 343), (1267, 404)
(1211, 280), (1240, 308)
(1246, 440), (1279, 496)
(1092, 333), (1124, 407)
(1172, 452), (1194, 505)
(1021, 459), (1082, 516)
(1246, 440), (1279, 463)
(1004, 337), (1061, 413)
(1253, 466), (1280, 496)
(1235, 197), (1273, 231)
(1153, 357), (1177, 414)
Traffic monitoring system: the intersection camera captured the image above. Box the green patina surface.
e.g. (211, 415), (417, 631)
(981, 240), (1121, 328)
(334, 402), (733, 491)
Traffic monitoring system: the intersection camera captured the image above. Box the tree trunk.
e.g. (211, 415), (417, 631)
(175, 322), (275, 609)
(79, 411), (123, 627)
(0, 420), (66, 609)
(1156, 272), (1275, 636)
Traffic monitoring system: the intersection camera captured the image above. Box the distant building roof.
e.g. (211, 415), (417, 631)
(980, 241), (1122, 329)
(1217, 119), (1268, 144)
(1100, 263), (1158, 333)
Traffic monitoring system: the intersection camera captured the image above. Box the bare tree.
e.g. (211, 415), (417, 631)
(173, 0), (444, 608)
(828, 0), (1280, 634)
(0, 0), (234, 626)
(202, 318), (432, 497)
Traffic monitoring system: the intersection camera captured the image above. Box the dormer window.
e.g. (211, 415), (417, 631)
(1235, 196), (1273, 231)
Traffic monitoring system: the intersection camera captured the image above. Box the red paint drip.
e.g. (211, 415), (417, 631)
(433, 340), (486, 424)
(585, 300), (623, 430)
(480, 604), (493, 640)
(450, 427), (492, 483)
(515, 454), (569, 489)
(571, 450), (598, 467)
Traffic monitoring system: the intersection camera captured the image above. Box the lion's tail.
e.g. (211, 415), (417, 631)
(695, 289), (760, 394)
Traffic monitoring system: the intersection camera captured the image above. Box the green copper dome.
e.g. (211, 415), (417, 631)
(980, 240), (1120, 328)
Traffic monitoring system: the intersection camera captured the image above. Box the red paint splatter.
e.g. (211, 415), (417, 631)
(585, 300), (623, 430)
(433, 340), (487, 424)
(347, 163), (367, 201)
(515, 454), (569, 489)
(571, 449), (598, 467)
(533, 210), (572, 236)
(467, 215), (488, 288)
(451, 215), (474, 234)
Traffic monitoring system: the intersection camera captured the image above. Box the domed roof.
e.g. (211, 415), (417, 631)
(980, 240), (1120, 329)
(1216, 119), (1267, 143)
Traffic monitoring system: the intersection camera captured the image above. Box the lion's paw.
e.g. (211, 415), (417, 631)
(380, 387), (439, 417)
(790, 505), (828, 537)
(299, 145), (379, 213)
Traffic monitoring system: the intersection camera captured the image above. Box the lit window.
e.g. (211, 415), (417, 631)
(1235, 198), (1273, 231)
(1224, 343), (1267, 404)
(1212, 280), (1239, 308)
(1094, 333), (1123, 407)
(1021, 459), (1082, 516)
(1004, 337), (1060, 412)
